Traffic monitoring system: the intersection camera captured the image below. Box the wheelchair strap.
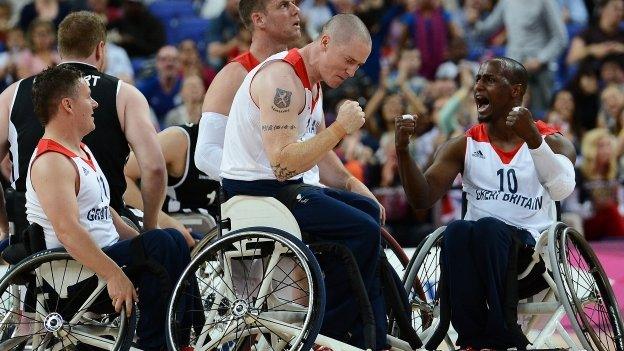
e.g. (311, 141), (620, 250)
(379, 253), (422, 349)
(125, 235), (171, 303)
(310, 242), (376, 351)
(504, 233), (531, 349)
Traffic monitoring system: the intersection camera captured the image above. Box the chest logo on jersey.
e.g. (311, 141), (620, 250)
(82, 167), (90, 176)
(472, 150), (485, 159)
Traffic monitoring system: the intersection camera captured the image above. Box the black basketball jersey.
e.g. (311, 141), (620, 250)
(9, 62), (130, 212)
(163, 123), (220, 217)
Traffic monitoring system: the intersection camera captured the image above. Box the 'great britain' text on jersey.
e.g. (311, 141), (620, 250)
(462, 122), (560, 239)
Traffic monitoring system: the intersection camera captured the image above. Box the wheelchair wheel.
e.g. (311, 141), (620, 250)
(167, 226), (325, 351)
(190, 226), (219, 258)
(0, 250), (136, 350)
(381, 227), (410, 276)
(550, 225), (624, 351)
(401, 227), (453, 349)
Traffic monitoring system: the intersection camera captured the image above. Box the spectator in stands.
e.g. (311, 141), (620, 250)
(0, 27), (25, 90)
(178, 39), (216, 89)
(205, 0), (241, 68)
(164, 74), (205, 128)
(597, 85), (624, 136)
(299, 0), (333, 39)
(470, 0), (568, 116)
(567, 128), (624, 240)
(556, 0), (589, 36)
(137, 45), (182, 127)
(566, 0), (624, 69)
(546, 89), (578, 145)
(599, 54), (624, 88)
(86, 0), (122, 24)
(567, 62), (601, 136)
(399, 0), (459, 80)
(365, 49), (427, 139)
(0, 1), (12, 45)
(17, 0), (70, 31)
(108, 0), (165, 58)
(104, 41), (134, 84)
(16, 19), (59, 79)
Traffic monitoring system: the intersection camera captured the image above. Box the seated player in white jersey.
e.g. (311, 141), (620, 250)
(195, 0), (384, 217)
(25, 65), (192, 351)
(395, 57), (577, 350)
(220, 14), (389, 350)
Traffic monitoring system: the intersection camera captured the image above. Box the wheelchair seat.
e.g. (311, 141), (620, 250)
(221, 195), (302, 238)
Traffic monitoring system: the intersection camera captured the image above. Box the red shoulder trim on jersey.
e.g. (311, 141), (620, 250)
(282, 48), (319, 110)
(231, 51), (260, 72)
(535, 120), (560, 136)
(36, 139), (96, 171)
(465, 121), (560, 165)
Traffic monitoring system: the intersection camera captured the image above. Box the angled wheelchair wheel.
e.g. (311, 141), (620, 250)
(550, 225), (624, 351)
(401, 227), (454, 350)
(0, 250), (136, 350)
(190, 226), (219, 258)
(167, 226), (325, 351)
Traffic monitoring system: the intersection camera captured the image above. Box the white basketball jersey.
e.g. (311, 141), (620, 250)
(462, 122), (559, 239)
(221, 49), (323, 182)
(26, 139), (119, 249)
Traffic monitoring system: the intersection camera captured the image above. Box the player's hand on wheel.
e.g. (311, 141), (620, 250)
(336, 100), (365, 134)
(107, 267), (138, 317)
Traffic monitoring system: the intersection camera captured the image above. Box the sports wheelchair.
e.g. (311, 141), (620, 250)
(403, 197), (624, 350)
(0, 224), (137, 350)
(166, 194), (428, 351)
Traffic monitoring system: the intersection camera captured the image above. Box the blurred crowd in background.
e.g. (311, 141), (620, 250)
(0, 0), (622, 245)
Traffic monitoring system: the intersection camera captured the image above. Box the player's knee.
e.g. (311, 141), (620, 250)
(140, 229), (182, 258)
(443, 220), (473, 253)
(473, 217), (512, 248)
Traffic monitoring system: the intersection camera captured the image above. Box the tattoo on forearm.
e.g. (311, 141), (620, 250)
(271, 163), (298, 181)
(272, 88), (292, 113)
(261, 124), (297, 132)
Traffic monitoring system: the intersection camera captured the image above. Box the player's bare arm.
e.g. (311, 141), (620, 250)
(117, 81), (166, 230)
(316, 118), (387, 223)
(201, 62), (249, 115)
(396, 115), (465, 209)
(123, 128), (195, 246)
(110, 207), (139, 240)
(255, 62), (362, 181)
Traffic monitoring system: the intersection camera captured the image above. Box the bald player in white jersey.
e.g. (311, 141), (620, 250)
(195, 0), (384, 218)
(220, 14), (389, 350)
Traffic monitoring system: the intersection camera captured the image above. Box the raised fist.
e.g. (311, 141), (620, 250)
(336, 100), (366, 134)
(506, 106), (541, 148)
(395, 114), (417, 151)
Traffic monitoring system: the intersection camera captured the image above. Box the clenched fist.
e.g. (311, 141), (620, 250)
(395, 114), (417, 151)
(506, 106), (541, 148)
(336, 100), (366, 134)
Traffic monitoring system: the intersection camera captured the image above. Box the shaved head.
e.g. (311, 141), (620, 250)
(320, 14), (371, 46)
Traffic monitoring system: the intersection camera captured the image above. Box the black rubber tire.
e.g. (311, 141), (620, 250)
(0, 250), (135, 351)
(552, 226), (624, 351)
(166, 226), (325, 351)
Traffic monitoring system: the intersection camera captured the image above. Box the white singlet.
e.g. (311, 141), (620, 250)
(221, 49), (323, 182)
(26, 139), (119, 249)
(462, 121), (559, 239)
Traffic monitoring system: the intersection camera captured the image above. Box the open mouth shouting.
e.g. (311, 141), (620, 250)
(475, 93), (491, 115)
